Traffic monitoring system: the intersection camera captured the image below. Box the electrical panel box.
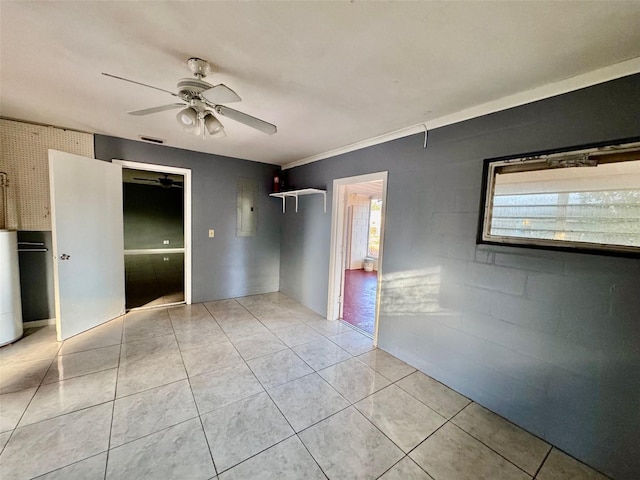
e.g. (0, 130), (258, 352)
(236, 178), (257, 237)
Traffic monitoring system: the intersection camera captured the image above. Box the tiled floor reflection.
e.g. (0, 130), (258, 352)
(125, 253), (184, 309)
(0, 293), (611, 479)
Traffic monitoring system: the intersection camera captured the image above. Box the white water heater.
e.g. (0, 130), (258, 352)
(0, 230), (23, 346)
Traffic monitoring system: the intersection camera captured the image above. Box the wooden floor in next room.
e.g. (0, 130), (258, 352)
(342, 268), (378, 335)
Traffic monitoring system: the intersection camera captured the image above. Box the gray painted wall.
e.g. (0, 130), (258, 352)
(123, 183), (184, 249)
(95, 136), (281, 302)
(17, 231), (54, 322)
(279, 74), (640, 480)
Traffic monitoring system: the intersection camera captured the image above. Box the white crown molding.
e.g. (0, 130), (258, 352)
(283, 56), (640, 170)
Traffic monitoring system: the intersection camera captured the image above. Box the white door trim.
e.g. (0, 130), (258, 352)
(327, 171), (388, 345)
(112, 159), (192, 305)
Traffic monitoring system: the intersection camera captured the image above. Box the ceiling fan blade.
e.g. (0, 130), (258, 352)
(133, 178), (159, 182)
(102, 73), (179, 97)
(201, 84), (241, 104)
(127, 103), (185, 116)
(214, 105), (277, 135)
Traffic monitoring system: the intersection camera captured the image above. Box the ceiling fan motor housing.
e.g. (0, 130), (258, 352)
(177, 78), (213, 102)
(187, 57), (211, 78)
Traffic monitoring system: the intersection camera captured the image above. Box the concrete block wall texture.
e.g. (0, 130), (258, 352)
(279, 73), (640, 480)
(95, 136), (281, 303)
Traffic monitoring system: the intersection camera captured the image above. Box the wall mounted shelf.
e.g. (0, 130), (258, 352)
(270, 188), (326, 213)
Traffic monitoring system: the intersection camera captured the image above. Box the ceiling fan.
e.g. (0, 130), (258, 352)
(103, 58), (277, 138)
(133, 174), (183, 189)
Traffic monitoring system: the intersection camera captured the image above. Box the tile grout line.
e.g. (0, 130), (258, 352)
(455, 398), (556, 456)
(56, 337), (121, 356)
(7, 298), (613, 479)
(106, 416), (202, 453)
(205, 298), (331, 477)
(214, 431), (300, 477)
(103, 315), (125, 480)
(205, 300), (295, 475)
(37, 451), (110, 479)
(0, 329), (63, 457)
(348, 398), (424, 475)
(3, 315), (400, 477)
(40, 364), (120, 388)
(6, 321), (122, 478)
(169, 312), (221, 480)
(373, 456), (419, 480)
(392, 375), (468, 422)
(375, 383), (475, 479)
(256, 384), (330, 479)
(447, 418), (533, 478)
(402, 415), (453, 479)
(536, 445), (611, 480)
(533, 445), (554, 478)
(449, 419), (539, 478)
(167, 310), (219, 477)
(283, 372), (426, 479)
(402, 396), (538, 480)
(276, 356), (415, 479)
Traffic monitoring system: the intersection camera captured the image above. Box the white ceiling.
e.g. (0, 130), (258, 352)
(347, 181), (383, 200)
(2, 2), (640, 167)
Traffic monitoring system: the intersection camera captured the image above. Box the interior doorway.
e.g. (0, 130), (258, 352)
(328, 172), (387, 343)
(114, 160), (192, 310)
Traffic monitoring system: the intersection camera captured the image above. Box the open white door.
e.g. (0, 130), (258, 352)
(49, 150), (125, 341)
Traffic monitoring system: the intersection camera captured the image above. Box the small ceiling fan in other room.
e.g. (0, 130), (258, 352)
(103, 58), (277, 138)
(133, 174), (184, 189)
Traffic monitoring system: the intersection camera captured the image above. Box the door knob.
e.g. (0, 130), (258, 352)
(60, 254), (71, 260)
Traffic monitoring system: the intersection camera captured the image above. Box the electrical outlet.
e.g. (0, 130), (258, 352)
(163, 240), (170, 245)
(208, 229), (215, 238)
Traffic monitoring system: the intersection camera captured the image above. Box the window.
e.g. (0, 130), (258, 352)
(368, 199), (382, 257)
(478, 140), (640, 256)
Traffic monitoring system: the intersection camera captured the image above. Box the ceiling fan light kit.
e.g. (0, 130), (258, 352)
(103, 57), (277, 139)
(176, 107), (198, 127)
(204, 113), (224, 135)
(176, 107), (201, 136)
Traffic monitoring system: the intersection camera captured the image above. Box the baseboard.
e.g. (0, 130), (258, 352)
(23, 318), (56, 327)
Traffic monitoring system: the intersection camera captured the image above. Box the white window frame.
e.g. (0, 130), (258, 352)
(366, 198), (382, 259)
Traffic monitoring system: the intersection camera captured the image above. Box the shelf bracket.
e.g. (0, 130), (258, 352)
(270, 188), (327, 214)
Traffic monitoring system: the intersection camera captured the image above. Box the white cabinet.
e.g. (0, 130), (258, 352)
(0, 230), (23, 346)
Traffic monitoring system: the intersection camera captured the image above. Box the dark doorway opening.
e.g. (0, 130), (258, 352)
(123, 168), (185, 309)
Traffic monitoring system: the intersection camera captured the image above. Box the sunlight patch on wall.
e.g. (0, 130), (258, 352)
(380, 267), (444, 316)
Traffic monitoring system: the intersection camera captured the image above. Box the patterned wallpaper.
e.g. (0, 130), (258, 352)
(0, 119), (94, 230)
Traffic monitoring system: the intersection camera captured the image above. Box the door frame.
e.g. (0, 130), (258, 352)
(113, 159), (192, 305)
(327, 171), (388, 345)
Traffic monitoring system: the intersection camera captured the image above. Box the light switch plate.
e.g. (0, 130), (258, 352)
(163, 240), (170, 245)
(208, 229), (215, 238)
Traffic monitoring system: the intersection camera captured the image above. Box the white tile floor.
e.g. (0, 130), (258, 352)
(0, 293), (610, 480)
